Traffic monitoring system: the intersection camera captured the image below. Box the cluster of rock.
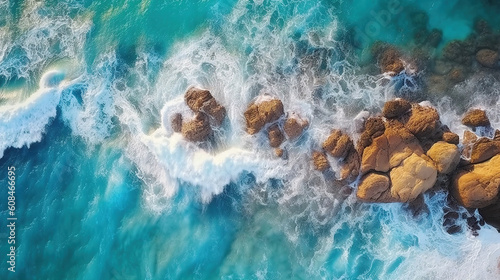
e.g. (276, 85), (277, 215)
(169, 86), (500, 231)
(355, 99), (461, 203)
(170, 87), (226, 142)
(243, 95), (309, 157)
(312, 130), (360, 181)
(310, 98), (500, 229)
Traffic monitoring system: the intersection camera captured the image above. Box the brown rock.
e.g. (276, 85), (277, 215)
(283, 114), (308, 140)
(267, 124), (285, 148)
(322, 130), (354, 158)
(184, 87), (226, 125)
(451, 154), (500, 208)
(442, 131), (460, 145)
(462, 109), (490, 127)
(200, 99), (226, 125)
(340, 149), (360, 181)
(470, 137), (500, 164)
(382, 99), (411, 119)
(184, 87), (213, 111)
(356, 173), (396, 203)
(495, 130), (500, 141)
(358, 117), (386, 152)
(389, 153), (438, 202)
(361, 134), (390, 173)
(275, 148), (284, 158)
(404, 104), (441, 139)
(181, 113), (212, 142)
(171, 113), (183, 133)
(244, 98), (284, 135)
(476, 49), (499, 68)
(426, 141), (460, 174)
(313, 151), (330, 172)
(462, 130), (478, 158)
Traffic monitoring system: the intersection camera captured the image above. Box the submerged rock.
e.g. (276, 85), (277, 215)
(476, 49), (499, 68)
(373, 44), (405, 75)
(462, 109), (490, 127)
(244, 97), (284, 135)
(451, 154), (500, 208)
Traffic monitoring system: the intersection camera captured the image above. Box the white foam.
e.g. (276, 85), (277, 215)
(0, 70), (73, 158)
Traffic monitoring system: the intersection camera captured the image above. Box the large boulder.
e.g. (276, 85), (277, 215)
(322, 130), (354, 158)
(244, 97), (284, 135)
(403, 104), (441, 139)
(426, 141), (460, 174)
(357, 172), (396, 203)
(361, 122), (423, 173)
(267, 124), (285, 148)
(462, 109), (490, 127)
(312, 151), (330, 171)
(476, 49), (499, 68)
(181, 113), (212, 142)
(470, 137), (500, 164)
(382, 99), (411, 119)
(389, 153), (438, 202)
(451, 154), (500, 208)
(462, 130), (478, 158)
(283, 114), (309, 140)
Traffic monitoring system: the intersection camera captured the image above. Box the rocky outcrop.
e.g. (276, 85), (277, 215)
(244, 97), (284, 135)
(181, 113), (212, 142)
(313, 151), (330, 172)
(462, 109), (490, 128)
(451, 154), (500, 208)
(476, 49), (499, 68)
(382, 99), (411, 119)
(357, 117), (385, 153)
(426, 141), (460, 174)
(171, 87), (227, 142)
(284, 114), (308, 140)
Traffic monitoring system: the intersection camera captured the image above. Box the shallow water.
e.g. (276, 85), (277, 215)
(1, 0), (500, 279)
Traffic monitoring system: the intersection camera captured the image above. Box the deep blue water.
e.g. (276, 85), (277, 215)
(1, 0), (500, 279)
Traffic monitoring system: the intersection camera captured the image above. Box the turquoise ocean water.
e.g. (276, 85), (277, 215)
(1, 0), (500, 279)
